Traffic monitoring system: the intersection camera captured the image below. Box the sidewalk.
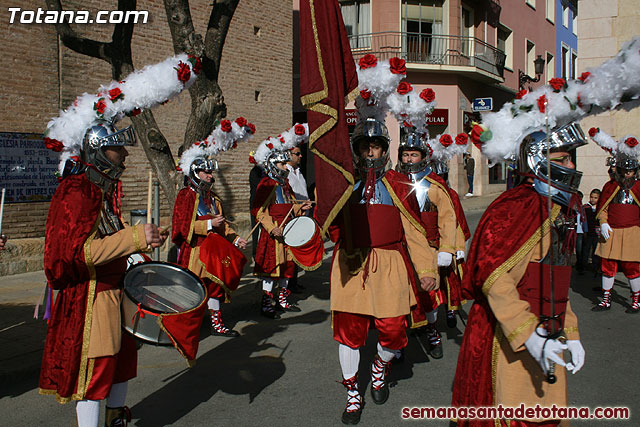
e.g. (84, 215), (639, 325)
(459, 191), (502, 212)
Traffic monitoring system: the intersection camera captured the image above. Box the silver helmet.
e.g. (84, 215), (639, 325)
(265, 149), (291, 184)
(397, 131), (431, 174)
(81, 121), (136, 180)
(431, 160), (449, 177)
(614, 153), (638, 189)
(351, 118), (390, 175)
(188, 155), (218, 191)
(519, 122), (587, 206)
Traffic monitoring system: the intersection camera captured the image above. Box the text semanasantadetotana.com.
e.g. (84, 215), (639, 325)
(401, 404), (630, 420)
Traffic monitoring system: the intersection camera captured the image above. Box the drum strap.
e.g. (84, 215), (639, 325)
(132, 303), (155, 324)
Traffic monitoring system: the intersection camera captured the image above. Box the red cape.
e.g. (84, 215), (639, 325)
(40, 174), (103, 402)
(452, 184), (560, 418)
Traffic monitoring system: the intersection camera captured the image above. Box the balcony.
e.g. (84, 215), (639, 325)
(348, 32), (506, 81)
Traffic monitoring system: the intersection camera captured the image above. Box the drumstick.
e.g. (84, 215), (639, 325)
(280, 204), (297, 225)
(243, 221), (262, 242)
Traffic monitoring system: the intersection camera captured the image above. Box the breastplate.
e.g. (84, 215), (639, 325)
(541, 211), (574, 266)
(197, 195), (218, 216)
(613, 188), (635, 205)
(408, 170), (433, 212)
(274, 185), (291, 204)
(98, 200), (123, 237)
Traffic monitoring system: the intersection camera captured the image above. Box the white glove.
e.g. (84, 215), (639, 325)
(437, 252), (453, 267)
(565, 340), (585, 374)
(524, 328), (567, 373)
(600, 223), (612, 240)
(456, 250), (465, 260)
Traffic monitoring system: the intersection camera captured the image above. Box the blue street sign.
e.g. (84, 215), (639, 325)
(472, 97), (493, 111)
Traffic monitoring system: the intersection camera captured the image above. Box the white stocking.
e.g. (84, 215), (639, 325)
(262, 279), (274, 292)
(629, 277), (640, 293)
(602, 275), (614, 291)
(207, 298), (220, 311)
(376, 342), (396, 363)
(339, 344), (360, 379)
(106, 381), (128, 408)
(76, 400), (100, 427)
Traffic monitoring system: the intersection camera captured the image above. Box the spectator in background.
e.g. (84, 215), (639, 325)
(575, 191), (586, 274)
(464, 152), (475, 197)
(286, 145), (309, 293)
(581, 189), (601, 274)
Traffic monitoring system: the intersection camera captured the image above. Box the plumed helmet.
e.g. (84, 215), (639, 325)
(614, 153), (638, 189)
(351, 118), (390, 174)
(397, 131), (431, 174)
(188, 155), (218, 190)
(81, 121), (136, 179)
(265, 149), (291, 183)
(519, 122), (587, 206)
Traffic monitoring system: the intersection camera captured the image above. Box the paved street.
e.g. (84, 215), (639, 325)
(1, 203), (638, 426)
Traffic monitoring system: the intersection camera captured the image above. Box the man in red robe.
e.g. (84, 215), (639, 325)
(592, 148), (640, 313)
(452, 124), (587, 426)
(173, 153), (248, 336)
(39, 122), (167, 427)
(331, 119), (437, 424)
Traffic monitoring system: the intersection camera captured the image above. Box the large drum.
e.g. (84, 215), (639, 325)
(122, 262), (207, 346)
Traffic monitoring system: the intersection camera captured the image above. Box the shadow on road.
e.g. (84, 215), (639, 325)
(131, 309), (329, 427)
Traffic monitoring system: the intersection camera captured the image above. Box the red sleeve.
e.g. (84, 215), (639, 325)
(251, 177), (277, 218)
(172, 188), (196, 246)
(44, 175), (102, 290)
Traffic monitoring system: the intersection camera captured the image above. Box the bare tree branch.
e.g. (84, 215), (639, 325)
(45, 0), (109, 60)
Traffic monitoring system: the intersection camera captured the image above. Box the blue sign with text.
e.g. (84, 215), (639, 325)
(472, 97), (493, 112)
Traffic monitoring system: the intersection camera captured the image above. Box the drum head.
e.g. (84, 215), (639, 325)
(123, 262), (206, 314)
(283, 216), (317, 247)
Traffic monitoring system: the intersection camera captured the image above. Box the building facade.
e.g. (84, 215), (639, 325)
(0, 0), (292, 274)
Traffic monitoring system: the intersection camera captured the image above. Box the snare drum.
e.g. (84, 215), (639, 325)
(283, 216), (317, 247)
(283, 216), (324, 270)
(122, 262), (207, 346)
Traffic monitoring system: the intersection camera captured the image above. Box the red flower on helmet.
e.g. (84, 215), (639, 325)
(130, 108), (141, 117)
(235, 117), (247, 127)
(109, 87), (124, 102)
(220, 120), (232, 132)
(440, 134), (453, 147)
(516, 89), (527, 100)
(397, 82), (413, 95)
(294, 124), (306, 136)
(537, 95), (547, 113)
(176, 61), (191, 83)
(232, 141), (238, 149)
(249, 155), (256, 164)
(94, 98), (107, 115)
(549, 78), (566, 92)
(247, 123), (256, 134)
(427, 144), (433, 157)
(358, 54), (378, 69)
(578, 72), (591, 83)
(44, 137), (64, 152)
(470, 125), (484, 145)
(188, 55), (202, 75)
(588, 127), (599, 137)
(279, 137), (286, 144)
(266, 143), (274, 150)
(455, 133), (469, 145)
(419, 88), (435, 103)
(389, 57), (406, 75)
(360, 89), (371, 100)
(625, 137), (638, 148)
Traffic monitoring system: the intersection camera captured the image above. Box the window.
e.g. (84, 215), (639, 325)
(340, 1), (371, 49)
(572, 10), (578, 35)
(497, 24), (513, 70)
(562, 5), (569, 28)
(526, 40), (536, 77)
(526, 0), (536, 9)
(561, 44), (569, 79)
(545, 0), (554, 22)
(546, 52), (554, 80)
(401, 1), (444, 63)
(489, 163), (507, 184)
(571, 50), (578, 79)
(461, 5), (474, 56)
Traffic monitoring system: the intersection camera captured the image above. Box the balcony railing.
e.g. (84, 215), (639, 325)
(348, 32), (506, 79)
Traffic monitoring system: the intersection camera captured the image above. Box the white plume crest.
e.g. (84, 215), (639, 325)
(355, 56), (406, 124)
(251, 123), (309, 167)
(476, 37), (640, 163)
(46, 54), (201, 172)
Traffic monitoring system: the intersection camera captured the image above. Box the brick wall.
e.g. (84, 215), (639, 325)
(0, 0), (292, 239)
